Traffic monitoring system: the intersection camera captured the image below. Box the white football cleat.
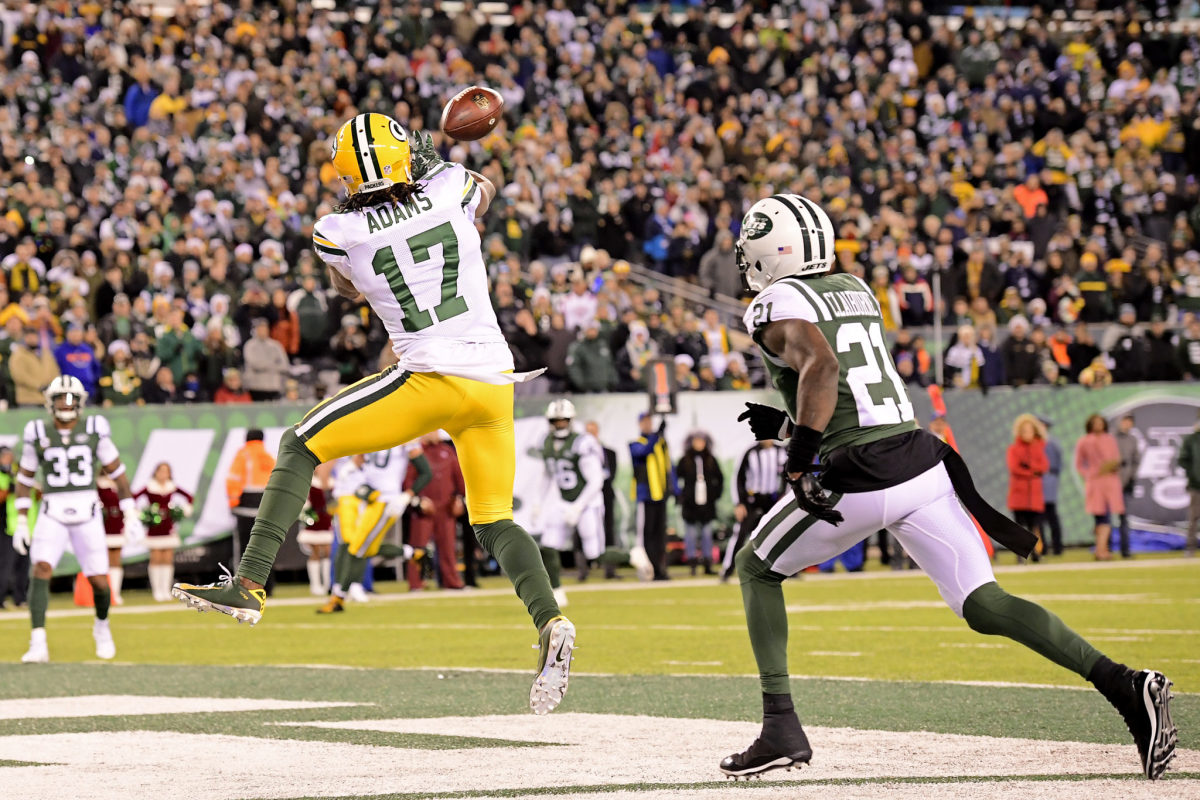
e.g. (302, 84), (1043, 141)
(93, 619), (116, 660)
(629, 546), (654, 581)
(530, 616), (576, 715)
(553, 587), (569, 608)
(21, 629), (48, 664)
(347, 583), (369, 603)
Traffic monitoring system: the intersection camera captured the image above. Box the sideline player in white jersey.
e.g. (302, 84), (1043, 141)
(317, 443), (430, 612)
(14, 376), (144, 662)
(173, 111), (575, 714)
(719, 193), (1176, 780)
(531, 399), (606, 608)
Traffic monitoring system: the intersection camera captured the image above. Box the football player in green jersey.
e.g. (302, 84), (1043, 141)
(14, 376), (144, 663)
(720, 194), (1176, 781)
(530, 399), (606, 608)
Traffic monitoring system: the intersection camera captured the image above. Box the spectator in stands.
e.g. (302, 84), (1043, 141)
(98, 340), (142, 407)
(1105, 305), (1147, 382)
(1038, 416), (1065, 556)
(1075, 414), (1124, 561)
(567, 320), (617, 394)
(242, 318), (289, 401)
(698, 231), (740, 300)
(10, 326), (58, 407)
(1008, 414), (1049, 561)
(1178, 318), (1200, 379)
(54, 322), (101, 399)
(143, 366), (179, 405)
(1144, 317), (1180, 381)
(1001, 316), (1041, 388)
(213, 368), (253, 405)
(944, 325), (986, 390)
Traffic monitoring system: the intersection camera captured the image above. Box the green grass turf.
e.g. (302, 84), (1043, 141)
(3, 557), (1195, 690)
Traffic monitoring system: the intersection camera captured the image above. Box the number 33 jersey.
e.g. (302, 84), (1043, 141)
(20, 416), (119, 521)
(312, 162), (517, 384)
(743, 272), (917, 455)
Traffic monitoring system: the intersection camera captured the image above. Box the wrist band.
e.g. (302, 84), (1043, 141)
(15, 497), (32, 512)
(786, 425), (824, 474)
(17, 472), (36, 487)
(106, 463), (126, 479)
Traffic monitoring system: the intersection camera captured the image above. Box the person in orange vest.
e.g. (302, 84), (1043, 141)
(226, 429), (278, 594)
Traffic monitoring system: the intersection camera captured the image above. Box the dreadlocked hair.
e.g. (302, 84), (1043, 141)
(335, 182), (421, 214)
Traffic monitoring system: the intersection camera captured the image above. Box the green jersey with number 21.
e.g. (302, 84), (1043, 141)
(744, 272), (916, 455)
(312, 162), (515, 383)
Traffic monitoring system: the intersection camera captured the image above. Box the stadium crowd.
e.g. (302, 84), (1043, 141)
(1, 0), (1200, 407)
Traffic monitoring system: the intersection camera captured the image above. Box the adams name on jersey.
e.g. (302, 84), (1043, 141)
(312, 162), (515, 383)
(744, 271), (917, 455)
(20, 415), (119, 521)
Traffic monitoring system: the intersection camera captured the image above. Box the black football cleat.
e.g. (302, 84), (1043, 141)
(720, 713), (812, 779)
(1105, 669), (1178, 780)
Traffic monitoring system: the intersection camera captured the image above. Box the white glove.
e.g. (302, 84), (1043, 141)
(563, 503), (582, 528)
(179, 501), (194, 518)
(381, 491), (413, 519)
(12, 515), (30, 556)
(121, 499), (145, 545)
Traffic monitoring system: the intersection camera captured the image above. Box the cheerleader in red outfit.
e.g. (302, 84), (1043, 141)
(96, 475), (126, 605)
(134, 462), (193, 602)
(299, 462), (335, 595)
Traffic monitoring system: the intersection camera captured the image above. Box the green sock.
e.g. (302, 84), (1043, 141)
(737, 547), (791, 694)
(333, 543), (351, 592)
(92, 581), (111, 621)
(963, 582), (1102, 678)
(30, 576), (49, 629)
(474, 519), (560, 630)
(539, 546), (562, 589)
(238, 429), (320, 585)
(344, 553), (369, 588)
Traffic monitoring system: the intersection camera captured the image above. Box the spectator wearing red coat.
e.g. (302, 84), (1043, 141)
(1007, 414), (1049, 559)
(134, 462), (193, 601)
(408, 433), (466, 591)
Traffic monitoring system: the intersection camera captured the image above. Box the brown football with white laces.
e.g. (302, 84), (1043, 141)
(440, 86), (505, 141)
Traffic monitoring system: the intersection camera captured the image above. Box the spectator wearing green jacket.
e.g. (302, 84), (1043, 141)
(156, 309), (204, 383)
(1177, 415), (1200, 556)
(567, 321), (617, 393)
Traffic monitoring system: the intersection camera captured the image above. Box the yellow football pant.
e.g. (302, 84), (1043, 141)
(336, 496), (397, 559)
(296, 367), (516, 524)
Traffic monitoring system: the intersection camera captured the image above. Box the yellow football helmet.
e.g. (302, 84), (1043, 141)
(330, 113), (413, 195)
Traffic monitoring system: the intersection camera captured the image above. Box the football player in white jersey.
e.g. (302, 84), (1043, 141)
(317, 443), (431, 613)
(14, 376), (144, 662)
(174, 111), (575, 714)
(531, 399), (606, 608)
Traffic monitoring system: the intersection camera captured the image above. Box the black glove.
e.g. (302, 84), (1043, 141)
(737, 402), (791, 441)
(788, 471), (844, 525)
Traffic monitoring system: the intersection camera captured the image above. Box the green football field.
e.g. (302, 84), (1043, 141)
(0, 555), (1196, 799)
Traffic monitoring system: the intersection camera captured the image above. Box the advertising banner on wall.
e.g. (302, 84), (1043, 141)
(3, 382), (1193, 575)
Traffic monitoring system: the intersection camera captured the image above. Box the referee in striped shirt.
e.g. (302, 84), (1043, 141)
(720, 438), (787, 581)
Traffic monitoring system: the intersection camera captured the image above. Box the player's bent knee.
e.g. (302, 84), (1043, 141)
(32, 562), (53, 579)
(281, 428), (321, 469)
(962, 581), (1008, 634)
(735, 545), (780, 585)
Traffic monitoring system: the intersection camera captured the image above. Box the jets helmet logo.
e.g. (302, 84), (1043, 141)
(743, 212), (773, 240)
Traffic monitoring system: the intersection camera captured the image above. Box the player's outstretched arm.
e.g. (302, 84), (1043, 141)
(466, 169), (496, 216)
(329, 267), (361, 300)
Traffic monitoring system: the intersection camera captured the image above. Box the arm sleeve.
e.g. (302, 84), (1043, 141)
(628, 433), (658, 458)
(94, 416), (120, 467)
(460, 167), (484, 223)
(573, 438), (605, 509)
(312, 224), (352, 278)
(409, 454), (433, 495)
(18, 421), (39, 474)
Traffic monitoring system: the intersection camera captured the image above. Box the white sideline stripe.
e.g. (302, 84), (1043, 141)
(0, 695), (363, 721)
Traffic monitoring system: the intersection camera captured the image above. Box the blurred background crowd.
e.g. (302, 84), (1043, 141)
(1, 0), (1200, 409)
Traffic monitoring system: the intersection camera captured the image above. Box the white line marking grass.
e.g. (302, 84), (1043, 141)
(0, 695), (363, 720)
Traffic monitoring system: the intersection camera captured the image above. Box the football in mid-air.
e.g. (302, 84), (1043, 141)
(440, 86), (505, 141)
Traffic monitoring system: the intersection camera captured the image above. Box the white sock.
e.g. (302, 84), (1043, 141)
(163, 562), (175, 597)
(94, 617), (110, 632)
(319, 558), (332, 592)
(149, 565), (170, 601)
(306, 561), (323, 594)
(109, 566), (124, 598)
(331, 583), (346, 599)
(30, 627), (46, 645)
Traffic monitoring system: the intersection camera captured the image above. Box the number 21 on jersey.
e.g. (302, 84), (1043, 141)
(836, 321), (914, 426)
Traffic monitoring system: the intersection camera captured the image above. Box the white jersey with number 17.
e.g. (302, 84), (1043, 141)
(312, 163), (518, 384)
